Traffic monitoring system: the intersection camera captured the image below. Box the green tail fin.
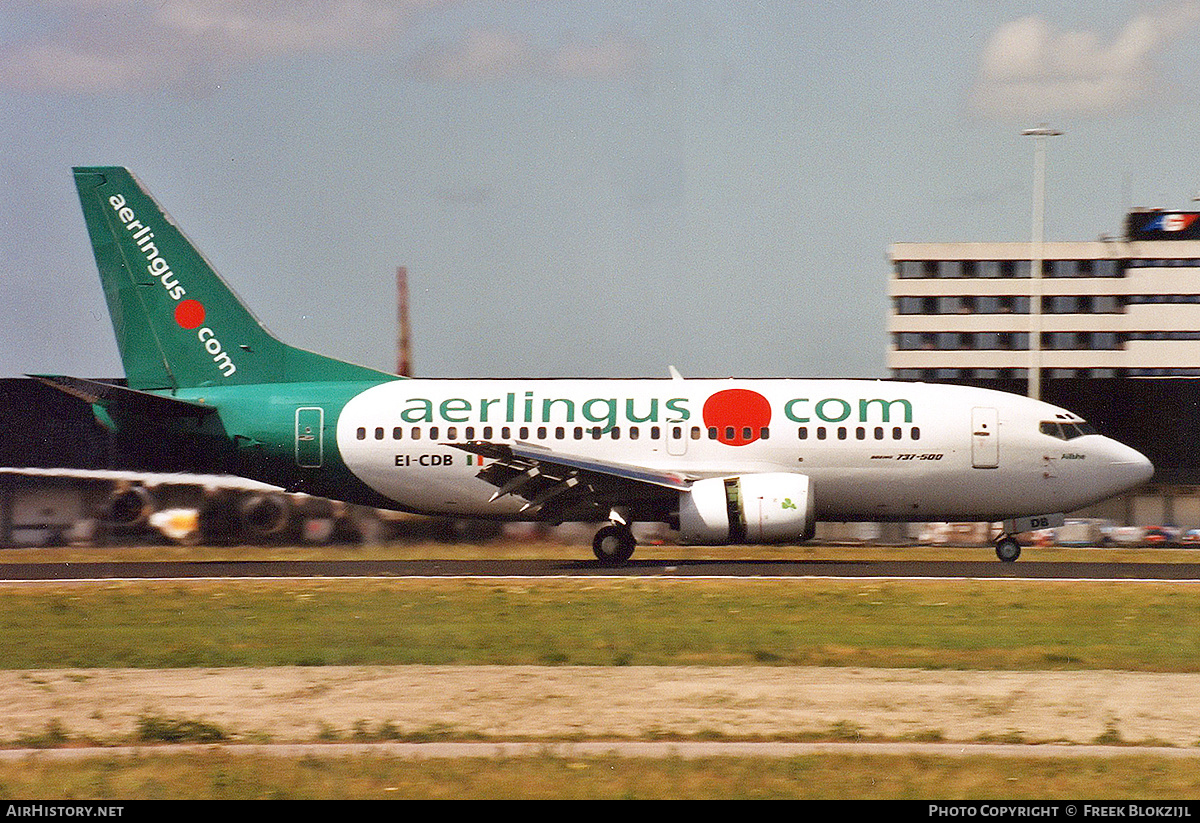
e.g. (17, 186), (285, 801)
(73, 167), (393, 390)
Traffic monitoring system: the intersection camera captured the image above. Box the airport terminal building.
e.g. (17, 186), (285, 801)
(889, 209), (1200, 527)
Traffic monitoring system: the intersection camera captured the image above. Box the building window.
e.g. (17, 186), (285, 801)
(1049, 260), (1078, 278)
(897, 261), (932, 279)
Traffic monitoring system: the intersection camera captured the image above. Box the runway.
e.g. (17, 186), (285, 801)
(2, 557), (1199, 581)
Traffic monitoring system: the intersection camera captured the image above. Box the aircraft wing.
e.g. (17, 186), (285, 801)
(449, 440), (692, 522)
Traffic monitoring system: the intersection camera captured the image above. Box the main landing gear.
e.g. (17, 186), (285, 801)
(994, 534), (1021, 563)
(593, 523), (636, 565)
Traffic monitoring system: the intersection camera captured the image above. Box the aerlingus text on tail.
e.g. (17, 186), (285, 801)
(105, 190), (234, 376)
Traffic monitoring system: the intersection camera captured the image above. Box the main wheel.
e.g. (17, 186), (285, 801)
(995, 536), (1021, 562)
(593, 524), (636, 565)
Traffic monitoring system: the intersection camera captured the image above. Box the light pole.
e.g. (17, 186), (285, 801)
(1021, 125), (1063, 401)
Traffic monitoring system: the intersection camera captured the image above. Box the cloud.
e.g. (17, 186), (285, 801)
(0, 0), (444, 94)
(399, 30), (648, 83)
(971, 3), (1200, 119)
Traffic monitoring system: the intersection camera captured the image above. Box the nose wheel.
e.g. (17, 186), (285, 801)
(995, 535), (1021, 562)
(593, 524), (636, 565)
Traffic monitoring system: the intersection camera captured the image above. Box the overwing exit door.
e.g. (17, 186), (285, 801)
(971, 407), (999, 469)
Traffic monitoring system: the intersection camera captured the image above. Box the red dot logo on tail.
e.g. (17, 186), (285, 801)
(175, 299), (205, 329)
(702, 388), (771, 446)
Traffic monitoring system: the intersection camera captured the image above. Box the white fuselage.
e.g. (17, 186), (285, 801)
(334, 378), (1152, 523)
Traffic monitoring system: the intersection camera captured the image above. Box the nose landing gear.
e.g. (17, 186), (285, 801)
(995, 535), (1021, 562)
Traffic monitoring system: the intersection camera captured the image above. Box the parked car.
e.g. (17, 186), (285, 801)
(1053, 518), (1115, 547)
(1107, 526), (1146, 547)
(1142, 526), (1181, 546)
(1179, 529), (1200, 546)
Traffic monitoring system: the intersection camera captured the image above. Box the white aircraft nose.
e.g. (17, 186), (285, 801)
(1103, 439), (1154, 491)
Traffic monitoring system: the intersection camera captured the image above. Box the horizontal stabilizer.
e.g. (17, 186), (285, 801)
(28, 375), (217, 418)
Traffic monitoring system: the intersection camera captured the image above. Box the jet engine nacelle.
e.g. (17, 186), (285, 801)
(239, 492), (292, 538)
(104, 485), (154, 528)
(679, 473), (815, 544)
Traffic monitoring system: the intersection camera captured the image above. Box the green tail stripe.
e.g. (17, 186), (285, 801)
(73, 167), (393, 390)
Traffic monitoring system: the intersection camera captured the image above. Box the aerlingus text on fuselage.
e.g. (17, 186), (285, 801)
(389, 388), (914, 430)
(106, 192), (237, 378)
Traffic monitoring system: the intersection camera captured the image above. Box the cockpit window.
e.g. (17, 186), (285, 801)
(1040, 420), (1097, 440)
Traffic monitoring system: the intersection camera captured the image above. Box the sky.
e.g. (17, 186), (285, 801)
(4, 1), (1200, 381)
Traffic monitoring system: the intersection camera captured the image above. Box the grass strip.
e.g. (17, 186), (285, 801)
(0, 577), (1197, 671)
(1, 750), (1198, 800)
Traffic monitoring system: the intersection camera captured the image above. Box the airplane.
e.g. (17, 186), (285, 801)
(39, 166), (1154, 564)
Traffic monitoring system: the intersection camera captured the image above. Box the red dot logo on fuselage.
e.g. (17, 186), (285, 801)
(174, 299), (206, 329)
(702, 388), (772, 446)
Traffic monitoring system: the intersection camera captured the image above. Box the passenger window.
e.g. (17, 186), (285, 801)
(760, 427), (769, 440)
(798, 427), (808, 440)
(465, 426), (475, 440)
(411, 427), (421, 440)
(556, 426), (565, 439)
(374, 427), (385, 440)
(650, 426), (661, 440)
(519, 427), (529, 439)
(537, 426), (546, 439)
(356, 427), (366, 440)
(574, 427), (583, 440)
(875, 427), (884, 440)
(817, 427), (827, 440)
(726, 427), (735, 440)
(430, 426), (439, 439)
(447, 427), (457, 440)
(708, 427), (718, 439)
(911, 427), (920, 440)
(483, 426), (493, 439)
(630, 427), (639, 440)
(393, 427), (403, 440)
(691, 426), (702, 440)
(856, 427), (866, 440)
(501, 427), (511, 439)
